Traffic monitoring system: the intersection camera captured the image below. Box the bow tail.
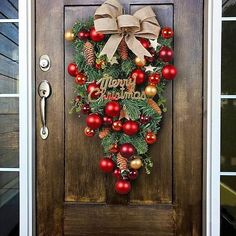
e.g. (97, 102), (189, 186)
(125, 35), (151, 60)
(100, 34), (123, 61)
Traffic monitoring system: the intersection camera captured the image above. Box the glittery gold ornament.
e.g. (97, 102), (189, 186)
(145, 85), (157, 97)
(135, 57), (146, 67)
(65, 29), (75, 41)
(130, 157), (142, 170)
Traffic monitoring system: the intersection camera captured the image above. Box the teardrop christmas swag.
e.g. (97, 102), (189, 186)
(66, 0), (177, 195)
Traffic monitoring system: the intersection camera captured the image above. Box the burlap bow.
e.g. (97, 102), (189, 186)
(94, 0), (161, 61)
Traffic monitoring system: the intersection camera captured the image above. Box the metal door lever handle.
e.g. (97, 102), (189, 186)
(38, 80), (51, 139)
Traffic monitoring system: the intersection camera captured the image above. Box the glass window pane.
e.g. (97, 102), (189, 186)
(0, 23), (19, 94)
(0, 0), (18, 19)
(0, 98), (19, 168)
(221, 22), (236, 95)
(221, 176), (236, 235)
(221, 99), (236, 172)
(0, 171), (19, 236)
(223, 0), (236, 17)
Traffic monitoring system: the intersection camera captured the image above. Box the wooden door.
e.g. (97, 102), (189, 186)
(36, 0), (203, 235)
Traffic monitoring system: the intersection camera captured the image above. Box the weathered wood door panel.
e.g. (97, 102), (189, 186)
(36, 0), (203, 235)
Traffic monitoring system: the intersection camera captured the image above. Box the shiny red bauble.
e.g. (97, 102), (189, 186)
(78, 30), (90, 40)
(87, 81), (100, 99)
(161, 27), (174, 39)
(109, 143), (119, 153)
(113, 168), (121, 179)
(84, 126), (95, 137)
(105, 101), (121, 117)
(119, 143), (136, 158)
(138, 38), (150, 49)
(67, 63), (79, 77)
(103, 116), (113, 126)
(86, 113), (103, 129)
(115, 179), (131, 194)
(122, 120), (139, 136)
(112, 120), (123, 132)
(75, 73), (86, 85)
(148, 73), (161, 85)
(99, 158), (114, 173)
(90, 27), (105, 42)
(159, 46), (173, 62)
(130, 69), (146, 85)
(140, 114), (151, 124)
(128, 169), (138, 180)
(162, 65), (177, 80)
(82, 104), (90, 114)
(145, 131), (157, 144)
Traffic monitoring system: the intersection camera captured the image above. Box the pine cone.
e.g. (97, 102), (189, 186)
(147, 99), (162, 115)
(98, 128), (110, 139)
(118, 38), (128, 60)
(84, 41), (95, 66)
(117, 153), (128, 170)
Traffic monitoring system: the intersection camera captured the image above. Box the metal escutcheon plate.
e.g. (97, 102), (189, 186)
(40, 127), (49, 140)
(38, 80), (51, 98)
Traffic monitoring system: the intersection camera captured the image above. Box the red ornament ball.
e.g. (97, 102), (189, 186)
(75, 73), (86, 85)
(90, 27), (105, 42)
(82, 104), (90, 114)
(78, 30), (90, 40)
(84, 126), (95, 137)
(159, 46), (174, 62)
(148, 73), (161, 85)
(103, 116), (113, 126)
(140, 114), (151, 124)
(128, 169), (138, 180)
(161, 27), (174, 39)
(145, 131), (157, 144)
(74, 95), (81, 103)
(67, 63), (78, 77)
(109, 143), (119, 153)
(130, 69), (146, 85)
(86, 113), (103, 129)
(122, 120), (139, 136)
(115, 179), (131, 194)
(99, 158), (114, 173)
(112, 120), (123, 132)
(145, 48), (156, 63)
(87, 81), (100, 99)
(138, 38), (150, 49)
(162, 65), (177, 80)
(119, 143), (136, 158)
(105, 101), (121, 117)
(113, 168), (121, 179)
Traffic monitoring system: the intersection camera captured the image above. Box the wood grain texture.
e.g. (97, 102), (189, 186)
(64, 203), (175, 236)
(173, 0), (203, 235)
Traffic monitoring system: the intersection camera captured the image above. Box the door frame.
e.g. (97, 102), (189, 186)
(18, 0), (222, 235)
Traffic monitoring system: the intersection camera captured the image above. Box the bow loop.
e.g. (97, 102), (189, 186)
(94, 0), (160, 60)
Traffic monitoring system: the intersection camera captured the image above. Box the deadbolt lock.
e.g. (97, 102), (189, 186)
(39, 55), (51, 71)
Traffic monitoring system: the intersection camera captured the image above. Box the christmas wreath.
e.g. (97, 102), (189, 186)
(65, 0), (177, 195)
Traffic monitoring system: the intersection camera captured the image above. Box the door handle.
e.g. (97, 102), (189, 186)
(38, 80), (51, 139)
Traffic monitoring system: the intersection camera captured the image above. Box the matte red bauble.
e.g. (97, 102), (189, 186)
(90, 27), (105, 42)
(82, 104), (90, 114)
(130, 69), (146, 85)
(115, 179), (131, 194)
(128, 169), (138, 180)
(112, 120), (123, 132)
(145, 131), (157, 144)
(122, 120), (139, 136)
(78, 30), (90, 40)
(159, 46), (173, 62)
(86, 113), (103, 129)
(119, 143), (136, 158)
(148, 73), (161, 85)
(99, 158), (114, 173)
(161, 27), (174, 39)
(138, 38), (150, 49)
(103, 116), (113, 126)
(109, 143), (119, 153)
(75, 73), (86, 85)
(105, 101), (121, 117)
(162, 65), (177, 80)
(67, 63), (78, 77)
(84, 126), (95, 137)
(87, 81), (100, 99)
(113, 168), (121, 179)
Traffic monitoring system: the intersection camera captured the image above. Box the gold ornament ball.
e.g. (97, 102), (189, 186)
(145, 85), (157, 97)
(65, 29), (75, 41)
(135, 57), (146, 67)
(130, 157), (142, 170)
